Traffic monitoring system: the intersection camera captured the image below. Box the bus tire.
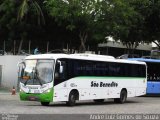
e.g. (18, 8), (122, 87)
(67, 91), (77, 106)
(114, 89), (127, 104)
(41, 102), (50, 106)
(94, 99), (104, 103)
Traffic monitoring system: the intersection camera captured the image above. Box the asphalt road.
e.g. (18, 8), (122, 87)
(0, 93), (160, 120)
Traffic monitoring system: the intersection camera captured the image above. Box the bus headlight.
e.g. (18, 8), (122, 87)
(20, 88), (25, 93)
(43, 88), (51, 93)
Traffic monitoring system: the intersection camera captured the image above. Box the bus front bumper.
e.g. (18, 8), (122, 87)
(19, 90), (53, 102)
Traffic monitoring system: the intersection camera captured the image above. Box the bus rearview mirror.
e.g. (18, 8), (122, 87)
(59, 66), (63, 73)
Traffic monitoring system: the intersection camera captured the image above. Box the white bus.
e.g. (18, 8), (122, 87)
(19, 54), (147, 106)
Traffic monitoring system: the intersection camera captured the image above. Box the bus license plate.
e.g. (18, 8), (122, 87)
(28, 96), (37, 101)
(34, 90), (40, 93)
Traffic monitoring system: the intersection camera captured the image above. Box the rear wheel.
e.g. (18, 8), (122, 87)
(41, 102), (50, 106)
(67, 91), (77, 106)
(114, 89), (127, 104)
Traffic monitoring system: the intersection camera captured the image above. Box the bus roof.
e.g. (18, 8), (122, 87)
(128, 58), (160, 63)
(25, 54), (146, 65)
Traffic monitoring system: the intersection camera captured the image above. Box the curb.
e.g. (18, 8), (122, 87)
(0, 92), (11, 95)
(0, 92), (19, 95)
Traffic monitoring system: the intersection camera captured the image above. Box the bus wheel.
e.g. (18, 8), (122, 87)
(41, 102), (50, 106)
(94, 99), (104, 103)
(114, 89), (127, 104)
(67, 91), (77, 106)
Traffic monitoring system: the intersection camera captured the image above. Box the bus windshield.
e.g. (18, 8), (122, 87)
(20, 59), (54, 85)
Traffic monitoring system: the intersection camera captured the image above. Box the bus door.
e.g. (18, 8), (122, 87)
(53, 59), (68, 101)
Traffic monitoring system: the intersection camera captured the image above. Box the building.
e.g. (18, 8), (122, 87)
(0, 55), (25, 89)
(98, 41), (152, 57)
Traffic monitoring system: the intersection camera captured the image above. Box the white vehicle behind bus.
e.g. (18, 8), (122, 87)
(18, 54), (147, 106)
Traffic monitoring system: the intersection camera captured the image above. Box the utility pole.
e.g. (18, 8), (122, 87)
(14, 40), (16, 55)
(47, 41), (49, 53)
(67, 44), (69, 53)
(3, 40), (5, 55)
(29, 40), (31, 54)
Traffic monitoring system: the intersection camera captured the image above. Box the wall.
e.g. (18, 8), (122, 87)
(0, 55), (26, 89)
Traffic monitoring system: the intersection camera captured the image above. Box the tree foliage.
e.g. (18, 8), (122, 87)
(17, 0), (45, 25)
(0, 0), (160, 54)
(142, 0), (160, 49)
(45, 0), (108, 52)
(0, 0), (18, 50)
(103, 0), (145, 51)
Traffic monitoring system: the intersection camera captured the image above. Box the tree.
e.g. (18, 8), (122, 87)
(1, 0), (159, 55)
(17, 0), (45, 24)
(142, 0), (160, 49)
(0, 0), (17, 51)
(112, 0), (160, 52)
(100, 0), (145, 54)
(102, 0), (157, 54)
(17, 0), (45, 54)
(0, 0), (46, 54)
(45, 0), (106, 53)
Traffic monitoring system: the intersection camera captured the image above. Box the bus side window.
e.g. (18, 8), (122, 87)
(61, 61), (66, 79)
(55, 60), (66, 80)
(54, 63), (60, 79)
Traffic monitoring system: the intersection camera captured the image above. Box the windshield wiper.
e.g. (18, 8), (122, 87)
(23, 73), (42, 86)
(23, 67), (43, 86)
(24, 77), (30, 86)
(24, 71), (33, 86)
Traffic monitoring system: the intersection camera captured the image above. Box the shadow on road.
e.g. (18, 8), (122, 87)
(24, 99), (141, 107)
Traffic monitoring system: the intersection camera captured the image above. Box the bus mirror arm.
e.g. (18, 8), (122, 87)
(57, 60), (63, 73)
(17, 61), (26, 68)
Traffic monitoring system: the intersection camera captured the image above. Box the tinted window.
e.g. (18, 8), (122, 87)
(147, 62), (160, 81)
(55, 58), (146, 83)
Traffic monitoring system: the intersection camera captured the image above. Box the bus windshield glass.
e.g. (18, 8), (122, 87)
(20, 59), (54, 85)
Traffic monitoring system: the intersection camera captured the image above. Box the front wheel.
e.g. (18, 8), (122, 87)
(67, 91), (77, 106)
(41, 102), (50, 106)
(114, 89), (127, 104)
